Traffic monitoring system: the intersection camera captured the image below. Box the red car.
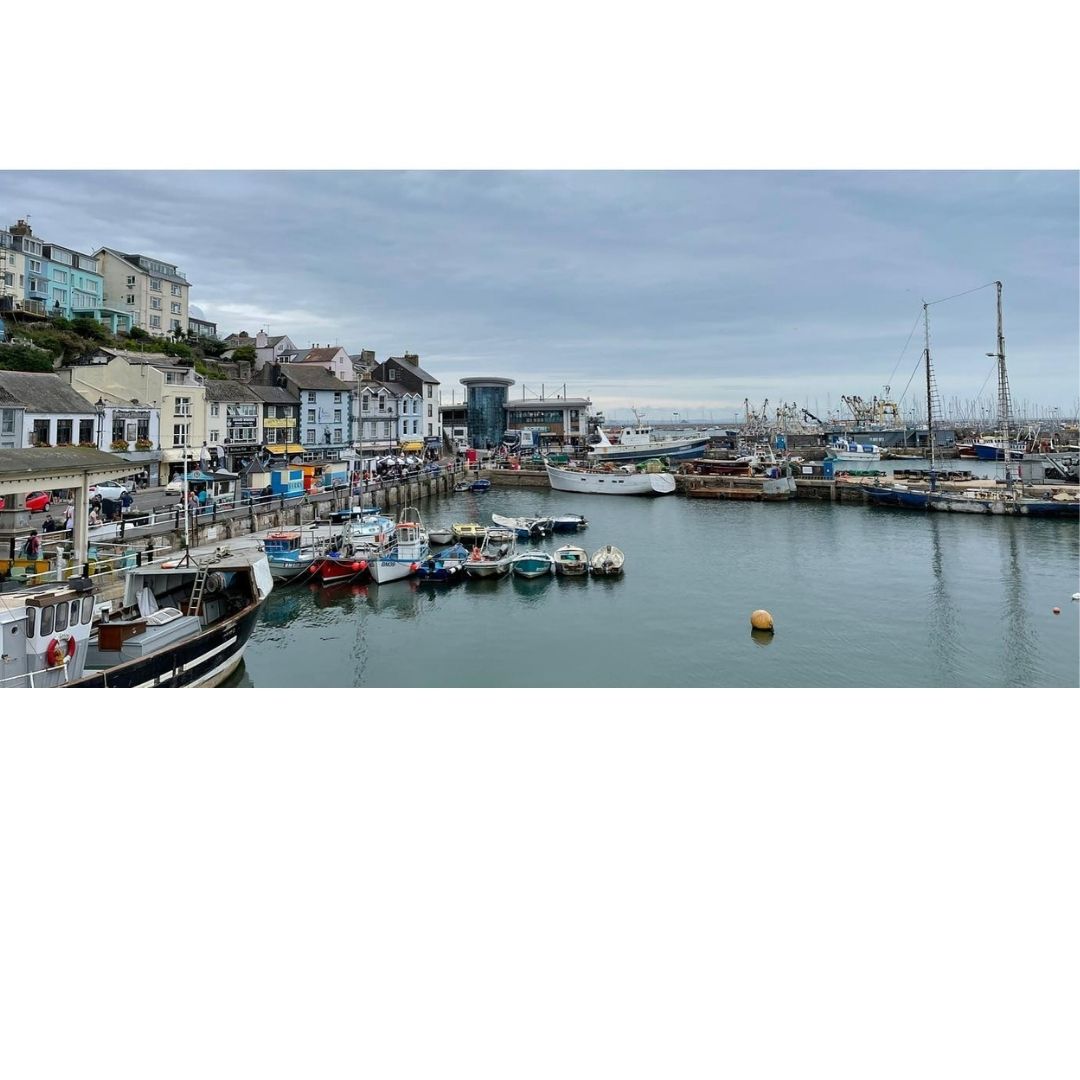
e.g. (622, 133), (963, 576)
(0, 493), (51, 511)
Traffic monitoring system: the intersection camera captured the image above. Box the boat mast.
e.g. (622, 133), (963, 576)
(923, 302), (937, 491)
(990, 280), (1016, 491)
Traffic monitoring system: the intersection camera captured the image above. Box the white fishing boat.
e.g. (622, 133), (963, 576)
(1, 550), (273, 689)
(368, 507), (429, 584)
(545, 461), (676, 496)
(427, 526), (454, 544)
(825, 437), (882, 462)
(587, 411), (709, 464)
(590, 545), (625, 576)
(553, 545), (589, 576)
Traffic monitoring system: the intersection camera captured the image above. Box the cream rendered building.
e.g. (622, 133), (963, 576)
(96, 248), (191, 337)
(64, 348), (208, 477)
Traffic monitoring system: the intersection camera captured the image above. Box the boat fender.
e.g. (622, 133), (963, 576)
(410, 562), (419, 572)
(351, 561), (361, 572)
(46, 634), (76, 667)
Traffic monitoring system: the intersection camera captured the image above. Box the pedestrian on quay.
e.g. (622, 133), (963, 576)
(64, 506), (74, 532)
(200, 442), (209, 472)
(23, 529), (41, 559)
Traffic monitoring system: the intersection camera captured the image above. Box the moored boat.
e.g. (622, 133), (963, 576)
(825, 438), (882, 462)
(463, 529), (516, 579)
(510, 551), (555, 578)
(587, 413), (710, 464)
(1, 550), (273, 689)
(470, 478), (492, 492)
(551, 513), (588, 532)
(368, 507), (430, 584)
(427, 526), (454, 544)
(416, 543), (471, 584)
(491, 512), (550, 539)
(452, 522), (487, 543)
(590, 545), (625, 576)
(545, 461), (676, 496)
(263, 531), (322, 585)
(553, 545), (589, 576)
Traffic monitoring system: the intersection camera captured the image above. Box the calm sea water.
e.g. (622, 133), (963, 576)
(228, 467), (1080, 688)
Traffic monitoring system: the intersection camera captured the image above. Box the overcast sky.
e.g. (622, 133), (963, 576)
(2, 170), (1076, 421)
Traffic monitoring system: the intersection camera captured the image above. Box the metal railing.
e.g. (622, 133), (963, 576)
(6, 463), (467, 589)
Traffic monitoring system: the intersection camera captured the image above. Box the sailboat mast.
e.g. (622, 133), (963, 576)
(923, 302), (937, 490)
(993, 280), (1014, 488)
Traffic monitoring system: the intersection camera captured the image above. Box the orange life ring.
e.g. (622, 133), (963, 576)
(46, 634), (76, 667)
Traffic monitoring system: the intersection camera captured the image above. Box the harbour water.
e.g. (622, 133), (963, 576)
(228, 469), (1080, 688)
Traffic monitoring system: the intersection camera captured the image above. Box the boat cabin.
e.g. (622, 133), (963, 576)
(0, 579), (95, 687)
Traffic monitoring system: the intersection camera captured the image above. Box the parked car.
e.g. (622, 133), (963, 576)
(0, 492), (52, 512)
(88, 481), (128, 502)
(164, 477), (187, 495)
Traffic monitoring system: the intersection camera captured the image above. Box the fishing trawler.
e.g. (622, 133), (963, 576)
(586, 411), (709, 464)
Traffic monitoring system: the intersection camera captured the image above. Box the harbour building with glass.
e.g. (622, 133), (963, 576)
(460, 377), (514, 450)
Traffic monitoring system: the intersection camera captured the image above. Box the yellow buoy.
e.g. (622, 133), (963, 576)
(750, 609), (774, 632)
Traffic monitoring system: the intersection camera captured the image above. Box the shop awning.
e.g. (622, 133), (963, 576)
(400, 441), (424, 452)
(265, 444), (305, 455)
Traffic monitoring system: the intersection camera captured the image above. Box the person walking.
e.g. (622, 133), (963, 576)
(64, 506), (74, 532)
(23, 529), (41, 559)
(199, 442), (209, 473)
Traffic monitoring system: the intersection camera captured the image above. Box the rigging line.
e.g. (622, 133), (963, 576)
(974, 356), (999, 403)
(895, 348), (925, 409)
(925, 281), (997, 307)
(885, 308), (924, 390)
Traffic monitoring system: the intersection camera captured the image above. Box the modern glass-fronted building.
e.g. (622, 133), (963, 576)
(461, 377), (514, 450)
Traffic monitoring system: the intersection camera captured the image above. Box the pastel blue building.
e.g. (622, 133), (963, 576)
(42, 242), (133, 333)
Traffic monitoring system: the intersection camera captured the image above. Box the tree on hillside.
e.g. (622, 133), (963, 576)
(231, 344), (257, 363)
(0, 343), (56, 373)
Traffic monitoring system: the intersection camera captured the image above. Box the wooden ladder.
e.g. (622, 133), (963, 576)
(187, 565), (210, 617)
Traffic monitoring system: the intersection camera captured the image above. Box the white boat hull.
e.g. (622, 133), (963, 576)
(545, 463), (676, 496)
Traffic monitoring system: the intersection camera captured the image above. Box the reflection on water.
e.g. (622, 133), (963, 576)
(750, 628), (775, 649)
(1001, 523), (1037, 687)
(235, 486), (1080, 689)
(925, 515), (960, 686)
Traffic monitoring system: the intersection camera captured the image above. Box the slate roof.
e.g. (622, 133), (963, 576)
(381, 355), (439, 383)
(0, 371), (102, 414)
(96, 247), (190, 286)
(276, 365), (353, 392)
(203, 379), (261, 403)
(91, 347), (191, 372)
(247, 385), (300, 405)
(297, 346), (348, 365)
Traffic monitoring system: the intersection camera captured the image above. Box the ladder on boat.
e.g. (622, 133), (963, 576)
(187, 565), (210, 617)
